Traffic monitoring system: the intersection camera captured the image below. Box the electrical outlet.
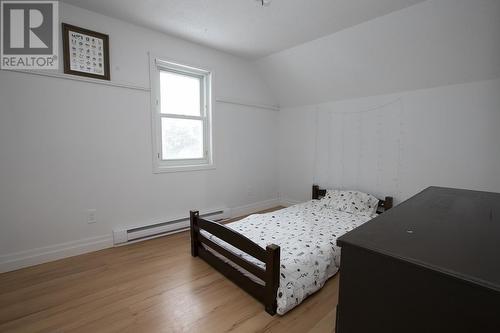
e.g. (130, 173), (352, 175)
(87, 209), (97, 224)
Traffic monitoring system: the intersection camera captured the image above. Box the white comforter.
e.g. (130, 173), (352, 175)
(202, 200), (376, 315)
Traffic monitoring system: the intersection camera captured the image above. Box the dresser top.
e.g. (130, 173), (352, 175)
(337, 186), (500, 293)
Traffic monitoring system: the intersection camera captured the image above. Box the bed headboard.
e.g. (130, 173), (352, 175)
(312, 184), (393, 213)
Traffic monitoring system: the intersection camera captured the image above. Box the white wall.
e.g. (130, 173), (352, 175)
(0, 3), (278, 271)
(258, 0), (500, 107)
(278, 79), (500, 204)
(259, 0), (500, 206)
(2, 0), (500, 273)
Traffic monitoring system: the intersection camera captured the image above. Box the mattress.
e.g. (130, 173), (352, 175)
(200, 200), (375, 315)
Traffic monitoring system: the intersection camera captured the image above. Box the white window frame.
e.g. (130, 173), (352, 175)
(150, 57), (214, 173)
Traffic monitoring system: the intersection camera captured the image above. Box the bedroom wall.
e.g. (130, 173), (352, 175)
(256, 0), (500, 204)
(278, 78), (500, 205)
(0, 3), (278, 272)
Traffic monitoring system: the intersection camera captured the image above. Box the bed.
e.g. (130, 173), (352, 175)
(189, 185), (393, 315)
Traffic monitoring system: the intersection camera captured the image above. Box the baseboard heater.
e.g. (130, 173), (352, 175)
(113, 208), (229, 245)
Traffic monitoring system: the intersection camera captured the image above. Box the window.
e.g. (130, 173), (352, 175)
(151, 59), (213, 172)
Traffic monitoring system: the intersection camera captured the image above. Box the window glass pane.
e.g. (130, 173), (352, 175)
(160, 71), (201, 116)
(161, 118), (204, 160)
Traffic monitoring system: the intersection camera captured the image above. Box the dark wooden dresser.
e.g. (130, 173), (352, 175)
(335, 186), (500, 333)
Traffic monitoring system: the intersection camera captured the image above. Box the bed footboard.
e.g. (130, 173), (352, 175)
(190, 210), (280, 315)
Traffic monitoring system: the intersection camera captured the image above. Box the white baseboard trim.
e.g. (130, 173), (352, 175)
(0, 235), (113, 273)
(0, 198), (281, 273)
(279, 198), (301, 207)
(229, 198), (281, 218)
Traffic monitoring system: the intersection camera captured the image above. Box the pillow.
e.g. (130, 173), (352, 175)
(321, 190), (379, 215)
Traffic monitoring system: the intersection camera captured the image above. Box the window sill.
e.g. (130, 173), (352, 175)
(153, 164), (216, 174)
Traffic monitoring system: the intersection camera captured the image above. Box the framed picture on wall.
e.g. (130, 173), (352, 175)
(62, 23), (110, 80)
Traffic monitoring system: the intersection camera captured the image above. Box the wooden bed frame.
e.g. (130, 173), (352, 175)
(190, 185), (393, 315)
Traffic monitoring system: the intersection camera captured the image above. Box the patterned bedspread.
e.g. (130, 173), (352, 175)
(201, 200), (375, 315)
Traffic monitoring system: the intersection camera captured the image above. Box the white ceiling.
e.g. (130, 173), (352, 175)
(257, 0), (500, 107)
(62, 0), (425, 59)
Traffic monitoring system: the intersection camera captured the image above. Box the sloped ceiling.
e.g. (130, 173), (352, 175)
(257, 0), (500, 107)
(62, 0), (424, 59)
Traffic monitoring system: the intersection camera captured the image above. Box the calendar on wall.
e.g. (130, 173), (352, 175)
(62, 23), (110, 80)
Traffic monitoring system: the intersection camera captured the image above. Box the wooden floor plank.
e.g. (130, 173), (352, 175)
(0, 208), (338, 332)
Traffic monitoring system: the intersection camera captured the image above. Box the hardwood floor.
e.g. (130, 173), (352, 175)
(0, 208), (338, 333)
